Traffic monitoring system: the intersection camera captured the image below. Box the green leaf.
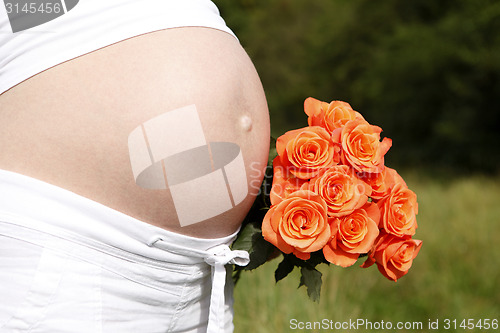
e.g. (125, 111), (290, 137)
(231, 221), (259, 253)
(232, 221), (275, 271)
(268, 136), (278, 165)
(246, 232), (275, 270)
(275, 255), (295, 282)
(299, 266), (322, 303)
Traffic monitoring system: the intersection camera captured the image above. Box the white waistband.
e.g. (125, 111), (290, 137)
(0, 169), (239, 260)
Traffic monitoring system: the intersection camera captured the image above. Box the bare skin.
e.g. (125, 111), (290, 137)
(0, 27), (270, 238)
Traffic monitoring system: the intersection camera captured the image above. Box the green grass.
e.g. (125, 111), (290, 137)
(233, 172), (500, 332)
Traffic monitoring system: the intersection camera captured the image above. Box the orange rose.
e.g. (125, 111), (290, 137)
(269, 157), (308, 205)
(323, 202), (380, 267)
(359, 167), (407, 201)
(333, 119), (392, 173)
(361, 233), (422, 281)
(304, 97), (364, 133)
(378, 183), (418, 237)
(276, 126), (340, 180)
(262, 190), (331, 260)
(308, 165), (371, 217)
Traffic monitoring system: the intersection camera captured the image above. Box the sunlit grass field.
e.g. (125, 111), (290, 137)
(233, 172), (500, 332)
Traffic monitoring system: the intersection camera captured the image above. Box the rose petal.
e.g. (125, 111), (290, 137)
(262, 206), (294, 254)
(323, 242), (360, 267)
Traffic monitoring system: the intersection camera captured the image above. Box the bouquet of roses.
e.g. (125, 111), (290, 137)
(232, 97), (422, 302)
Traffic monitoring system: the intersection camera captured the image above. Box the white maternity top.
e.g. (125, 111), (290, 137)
(0, 0), (236, 94)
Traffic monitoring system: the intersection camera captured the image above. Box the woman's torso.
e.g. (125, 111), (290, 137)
(0, 16), (269, 238)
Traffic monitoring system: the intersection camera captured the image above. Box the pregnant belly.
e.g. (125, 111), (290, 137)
(0, 27), (270, 238)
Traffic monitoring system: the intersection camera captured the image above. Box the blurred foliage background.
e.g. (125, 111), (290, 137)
(212, 2), (500, 331)
(215, 0), (500, 174)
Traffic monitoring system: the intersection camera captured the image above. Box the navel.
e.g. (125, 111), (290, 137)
(239, 115), (253, 132)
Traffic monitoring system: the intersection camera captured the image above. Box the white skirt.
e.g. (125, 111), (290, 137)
(0, 170), (249, 333)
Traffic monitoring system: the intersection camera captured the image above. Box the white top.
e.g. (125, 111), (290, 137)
(0, 0), (236, 94)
